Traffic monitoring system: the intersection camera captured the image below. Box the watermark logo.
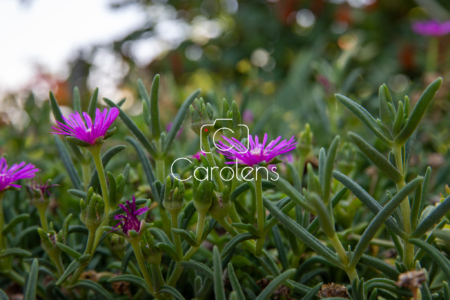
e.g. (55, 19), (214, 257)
(199, 119), (249, 153)
(171, 120), (279, 182)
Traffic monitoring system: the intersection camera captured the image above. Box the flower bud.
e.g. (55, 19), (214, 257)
(37, 228), (63, 257)
(297, 124), (313, 157)
(222, 100), (242, 140)
(193, 181), (214, 216)
(208, 186), (231, 220)
(189, 98), (214, 136)
(105, 234), (127, 259)
(26, 179), (57, 209)
(163, 176), (185, 214)
(140, 230), (162, 265)
(80, 187), (105, 231)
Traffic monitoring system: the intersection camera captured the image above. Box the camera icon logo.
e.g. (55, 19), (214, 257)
(200, 119), (249, 154)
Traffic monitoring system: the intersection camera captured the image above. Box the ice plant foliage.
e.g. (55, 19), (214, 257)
(411, 19), (450, 37)
(218, 133), (297, 166)
(52, 107), (119, 145)
(4, 75), (450, 300)
(0, 157), (39, 191)
(113, 196), (149, 236)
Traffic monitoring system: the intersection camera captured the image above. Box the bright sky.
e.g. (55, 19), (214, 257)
(0, 0), (146, 94)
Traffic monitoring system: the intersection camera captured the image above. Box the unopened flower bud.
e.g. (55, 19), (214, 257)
(80, 187), (105, 230)
(297, 124), (313, 157)
(105, 234), (127, 259)
(193, 181), (214, 216)
(140, 230), (162, 265)
(189, 98), (214, 136)
(163, 176), (185, 214)
(37, 228), (63, 257)
(209, 186), (231, 220)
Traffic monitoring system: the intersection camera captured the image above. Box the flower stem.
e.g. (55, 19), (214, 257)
(201, 134), (224, 192)
(69, 228), (97, 285)
(393, 145), (414, 270)
(150, 264), (165, 293)
(82, 163), (91, 192)
(130, 240), (154, 294)
(253, 170), (265, 256)
(170, 212), (183, 260)
(36, 205), (48, 232)
(88, 145), (110, 213)
(329, 234), (357, 281)
(155, 141), (171, 238)
(166, 211), (206, 287)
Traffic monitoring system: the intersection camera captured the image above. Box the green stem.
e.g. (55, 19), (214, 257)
(201, 134), (224, 192)
(167, 212), (206, 287)
(393, 145), (414, 270)
(69, 228), (97, 285)
(151, 264), (165, 293)
(36, 205), (49, 232)
(170, 212), (183, 260)
(51, 253), (65, 276)
(156, 159), (165, 182)
(88, 145), (110, 213)
(130, 240), (154, 294)
(254, 170), (265, 256)
(329, 234), (358, 281)
(82, 163), (91, 192)
(298, 155), (306, 186)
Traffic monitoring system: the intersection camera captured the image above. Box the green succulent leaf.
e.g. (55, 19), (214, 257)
(349, 132), (403, 183)
(24, 259), (39, 300)
(180, 260), (213, 279)
(349, 176), (423, 268)
(228, 263), (246, 300)
(395, 77), (442, 145)
(334, 94), (393, 145)
(255, 269), (295, 300)
(2, 214), (29, 234)
(409, 238), (450, 281)
(263, 197), (346, 269)
(104, 97), (158, 157)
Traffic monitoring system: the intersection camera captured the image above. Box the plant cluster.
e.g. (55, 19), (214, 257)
(0, 74), (449, 300)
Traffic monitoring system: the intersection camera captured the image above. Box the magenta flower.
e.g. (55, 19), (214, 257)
(113, 196), (149, 236)
(217, 133), (297, 166)
(192, 151), (206, 161)
(52, 108), (119, 145)
(411, 20), (450, 37)
(0, 158), (39, 191)
(27, 179), (58, 198)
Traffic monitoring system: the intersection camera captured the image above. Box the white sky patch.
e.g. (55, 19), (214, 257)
(0, 0), (146, 94)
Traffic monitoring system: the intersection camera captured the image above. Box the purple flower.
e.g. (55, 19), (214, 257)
(217, 133), (297, 166)
(166, 122), (183, 138)
(27, 178), (58, 198)
(113, 196), (149, 236)
(0, 158), (39, 191)
(411, 20), (450, 37)
(192, 151), (206, 161)
(52, 108), (119, 145)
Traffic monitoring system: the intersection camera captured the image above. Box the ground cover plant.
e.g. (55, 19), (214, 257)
(0, 70), (450, 300)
